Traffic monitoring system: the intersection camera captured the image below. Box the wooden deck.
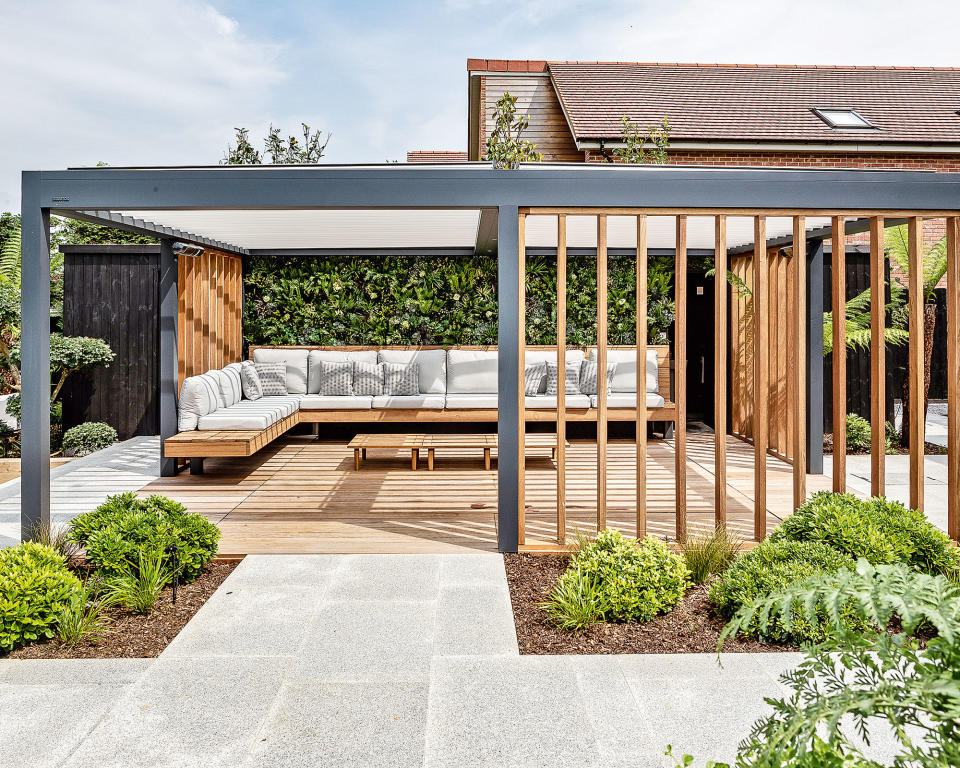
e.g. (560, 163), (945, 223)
(139, 431), (834, 555)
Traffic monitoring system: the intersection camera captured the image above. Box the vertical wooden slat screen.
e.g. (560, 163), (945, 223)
(518, 214), (527, 546)
(675, 216), (688, 540)
(831, 216), (847, 492)
(792, 217), (807, 509)
(556, 215), (567, 544)
(596, 215), (608, 531)
(870, 216), (886, 497)
(714, 216), (728, 525)
(947, 216), (960, 542)
(752, 217), (769, 539)
(636, 215), (648, 538)
(177, 249), (244, 388)
(907, 216), (925, 512)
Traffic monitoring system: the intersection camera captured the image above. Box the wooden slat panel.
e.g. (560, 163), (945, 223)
(636, 215), (648, 537)
(768, 252), (778, 451)
(675, 216), (688, 540)
(556, 215), (567, 543)
(518, 214), (527, 545)
(777, 255), (788, 456)
(596, 214), (608, 531)
(832, 216), (847, 492)
(793, 217), (807, 509)
(715, 216), (728, 525)
(870, 216), (886, 496)
(908, 216), (925, 511)
(948, 216), (960, 542)
(753, 216), (768, 540)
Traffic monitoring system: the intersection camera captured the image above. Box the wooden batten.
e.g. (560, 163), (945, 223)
(556, 215), (567, 543)
(675, 216), (688, 540)
(870, 216), (886, 496)
(518, 213), (527, 545)
(752, 217), (768, 540)
(714, 216), (728, 525)
(792, 217), (807, 509)
(831, 216), (847, 492)
(947, 216), (960, 541)
(907, 216), (924, 512)
(596, 215), (608, 531)
(636, 215), (648, 537)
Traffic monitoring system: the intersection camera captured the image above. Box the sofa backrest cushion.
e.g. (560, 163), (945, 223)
(587, 348), (659, 393)
(177, 374), (220, 431)
(379, 349), (446, 394)
(524, 349), (586, 394)
(307, 350), (378, 393)
(222, 363), (244, 405)
(252, 348), (309, 394)
(446, 349), (498, 393)
(204, 369), (234, 408)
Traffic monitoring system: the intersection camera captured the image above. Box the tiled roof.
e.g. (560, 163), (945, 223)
(545, 62), (960, 145)
(406, 151), (469, 163)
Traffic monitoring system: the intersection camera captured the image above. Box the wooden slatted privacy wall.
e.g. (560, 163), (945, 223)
(870, 217), (886, 497)
(908, 217), (925, 512)
(596, 216), (608, 530)
(177, 249), (243, 388)
(948, 217), (960, 541)
(714, 217), (728, 524)
(636, 216), (648, 537)
(675, 216), (688, 539)
(556, 215), (567, 543)
(792, 218), (807, 510)
(832, 216), (847, 492)
(752, 218), (769, 539)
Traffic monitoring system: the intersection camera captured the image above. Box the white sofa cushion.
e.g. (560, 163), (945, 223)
(383, 362), (419, 396)
(252, 348), (309, 394)
(587, 348), (659, 394)
(222, 363), (244, 405)
(526, 394), (591, 409)
(446, 349), (498, 393)
(203, 369), (232, 408)
(444, 393), (498, 409)
(371, 394), (445, 409)
(177, 374), (220, 431)
(250, 395), (301, 418)
(307, 350), (378, 393)
(524, 348), (586, 366)
(197, 411), (273, 431)
(299, 395), (373, 410)
(239, 361), (263, 400)
(589, 393), (666, 409)
(379, 349), (446, 394)
(254, 362), (289, 396)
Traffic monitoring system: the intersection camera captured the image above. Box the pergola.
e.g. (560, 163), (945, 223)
(20, 163), (960, 551)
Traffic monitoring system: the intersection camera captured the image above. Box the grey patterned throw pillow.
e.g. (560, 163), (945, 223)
(239, 361), (263, 400)
(354, 361), (383, 396)
(319, 361), (354, 396)
(524, 363), (546, 396)
(578, 360), (616, 395)
(254, 362), (288, 396)
(544, 361), (582, 396)
(383, 362), (419, 396)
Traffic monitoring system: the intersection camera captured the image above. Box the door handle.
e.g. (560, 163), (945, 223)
(701, 356), (705, 384)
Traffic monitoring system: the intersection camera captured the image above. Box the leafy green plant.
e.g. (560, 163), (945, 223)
(104, 550), (170, 614)
(823, 284), (908, 356)
(62, 421), (118, 457)
(547, 529), (689, 627)
(612, 115), (671, 164)
(540, 564), (606, 631)
(845, 413), (872, 453)
(709, 538), (862, 644)
(70, 492), (220, 580)
(0, 542), (82, 652)
(223, 123), (330, 165)
(712, 561), (960, 768)
(771, 492), (960, 577)
(484, 92), (543, 169)
(56, 577), (114, 645)
(677, 525), (743, 585)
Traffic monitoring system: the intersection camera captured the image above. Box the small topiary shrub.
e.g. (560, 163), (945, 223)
(62, 422), (118, 457)
(710, 539), (864, 644)
(0, 542), (82, 652)
(771, 491), (960, 577)
(546, 529), (689, 627)
(70, 492), (220, 581)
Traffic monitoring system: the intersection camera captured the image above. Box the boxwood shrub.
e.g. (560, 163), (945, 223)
(709, 539), (864, 644)
(770, 491), (960, 577)
(555, 529), (690, 625)
(70, 492), (220, 581)
(62, 422), (118, 457)
(0, 542), (82, 652)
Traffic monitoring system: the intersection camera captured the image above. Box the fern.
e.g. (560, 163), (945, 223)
(823, 284), (909, 356)
(886, 224), (948, 303)
(0, 228), (20, 286)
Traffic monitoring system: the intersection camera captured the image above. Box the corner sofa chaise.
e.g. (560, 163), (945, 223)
(163, 345), (675, 472)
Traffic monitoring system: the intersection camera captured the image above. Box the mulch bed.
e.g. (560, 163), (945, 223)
(5, 560), (238, 659)
(504, 553), (794, 655)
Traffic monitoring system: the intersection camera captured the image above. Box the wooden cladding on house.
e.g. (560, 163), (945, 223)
(177, 250), (243, 387)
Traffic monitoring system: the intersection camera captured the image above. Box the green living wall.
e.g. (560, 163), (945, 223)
(242, 254), (677, 348)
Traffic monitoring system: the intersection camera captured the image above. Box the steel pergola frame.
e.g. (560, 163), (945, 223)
(19, 163), (960, 551)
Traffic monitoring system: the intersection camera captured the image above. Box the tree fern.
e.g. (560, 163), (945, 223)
(823, 284), (909, 356)
(885, 224), (948, 303)
(0, 228), (20, 286)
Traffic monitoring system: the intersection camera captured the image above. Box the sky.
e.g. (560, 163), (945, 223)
(2, 0), (960, 211)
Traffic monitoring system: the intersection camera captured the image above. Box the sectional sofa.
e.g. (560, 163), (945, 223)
(164, 345), (675, 472)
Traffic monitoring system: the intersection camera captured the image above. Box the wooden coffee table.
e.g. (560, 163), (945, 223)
(348, 433), (566, 471)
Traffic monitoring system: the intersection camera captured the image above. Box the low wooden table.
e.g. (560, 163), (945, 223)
(348, 433), (567, 471)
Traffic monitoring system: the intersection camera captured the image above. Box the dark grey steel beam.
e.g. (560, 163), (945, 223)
(158, 238), (178, 477)
(807, 239), (825, 474)
(20, 172), (51, 540)
(496, 205), (519, 553)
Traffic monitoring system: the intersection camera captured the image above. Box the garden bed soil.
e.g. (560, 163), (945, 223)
(5, 560), (238, 659)
(504, 553), (794, 655)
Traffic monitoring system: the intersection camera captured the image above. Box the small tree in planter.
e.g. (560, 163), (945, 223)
(612, 115), (671, 164)
(62, 422), (117, 457)
(484, 92), (543, 169)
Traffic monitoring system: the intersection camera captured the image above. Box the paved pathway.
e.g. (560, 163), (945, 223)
(0, 553), (819, 768)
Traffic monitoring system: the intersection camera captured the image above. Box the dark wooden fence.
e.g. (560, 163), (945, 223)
(62, 245), (160, 440)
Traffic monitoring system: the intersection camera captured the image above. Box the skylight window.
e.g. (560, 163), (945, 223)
(813, 108), (875, 129)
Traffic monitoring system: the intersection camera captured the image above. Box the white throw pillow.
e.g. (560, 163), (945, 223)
(307, 350), (378, 393)
(240, 360), (263, 400)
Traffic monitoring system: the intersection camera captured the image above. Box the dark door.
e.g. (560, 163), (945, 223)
(685, 269), (716, 424)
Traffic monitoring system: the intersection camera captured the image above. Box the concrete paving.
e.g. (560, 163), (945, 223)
(0, 553), (907, 768)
